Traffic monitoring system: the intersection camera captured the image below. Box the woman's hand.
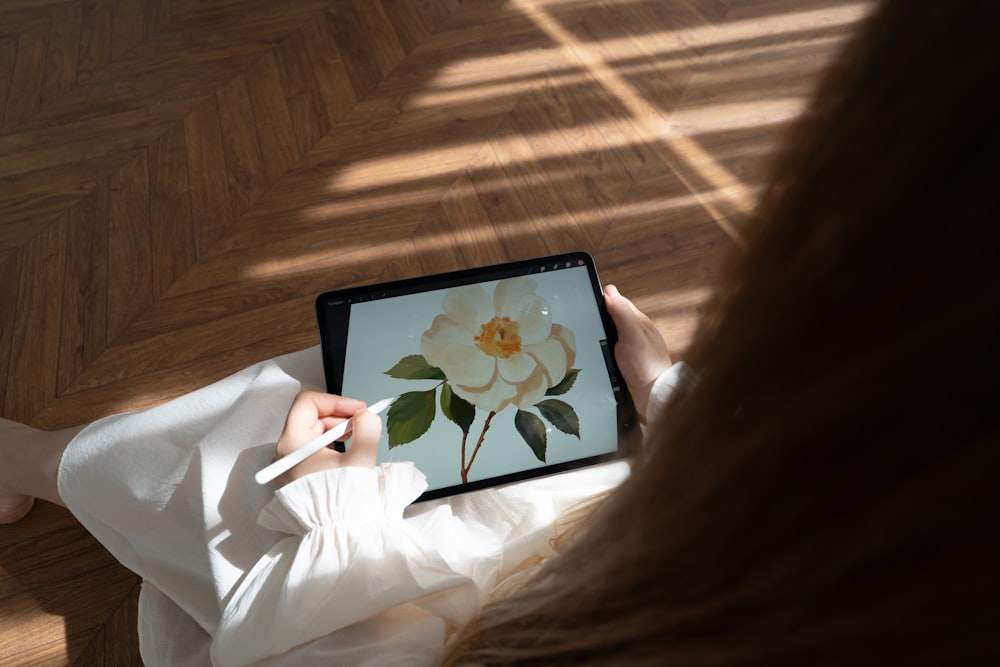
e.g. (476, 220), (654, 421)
(274, 392), (383, 485)
(604, 284), (673, 422)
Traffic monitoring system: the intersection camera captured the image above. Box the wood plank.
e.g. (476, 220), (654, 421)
(62, 297), (316, 395)
(298, 12), (358, 128)
(465, 141), (555, 260)
(67, 628), (105, 666)
(149, 122), (195, 296)
(275, 27), (330, 155)
(76, 0), (113, 83)
(2, 216), (66, 422)
(142, 0), (171, 40)
(33, 324), (323, 426)
(399, 172), (507, 276)
(1, 23), (48, 133)
(186, 104), (510, 264)
(121, 218), (421, 341)
(97, 584), (142, 666)
(513, 66), (634, 241)
(380, 0), (449, 53)
(12, 6), (344, 134)
(487, 116), (592, 252)
(168, 0), (327, 25)
(110, 0), (145, 59)
(0, 635), (71, 667)
(58, 181), (110, 393)
(39, 1), (83, 106)
(351, 0), (407, 77)
(0, 4), (67, 26)
(0, 38), (14, 122)
(0, 249), (23, 410)
(0, 563), (138, 664)
(0, 510), (122, 595)
(0, 168), (105, 239)
(245, 50), (302, 183)
(323, 1), (397, 99)
(183, 95), (235, 256)
(216, 74), (267, 218)
(0, 108), (174, 179)
(106, 153), (152, 341)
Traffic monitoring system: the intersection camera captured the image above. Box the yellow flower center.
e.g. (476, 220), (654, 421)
(475, 316), (522, 359)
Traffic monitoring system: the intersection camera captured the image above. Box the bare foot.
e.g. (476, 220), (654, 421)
(0, 419), (38, 524)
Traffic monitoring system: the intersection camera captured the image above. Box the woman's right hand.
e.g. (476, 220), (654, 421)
(273, 391), (383, 486)
(604, 284), (673, 423)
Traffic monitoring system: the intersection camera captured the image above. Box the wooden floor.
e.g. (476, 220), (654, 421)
(0, 0), (870, 663)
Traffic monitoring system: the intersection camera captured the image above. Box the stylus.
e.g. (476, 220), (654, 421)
(254, 396), (398, 485)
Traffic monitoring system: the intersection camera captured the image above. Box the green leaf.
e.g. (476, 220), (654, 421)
(545, 368), (581, 396)
(440, 382), (476, 433)
(384, 355), (447, 380)
(535, 399), (580, 438)
(515, 410), (547, 462)
(386, 389), (437, 448)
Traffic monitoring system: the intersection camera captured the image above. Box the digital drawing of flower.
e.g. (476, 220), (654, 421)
(419, 277), (576, 413)
(384, 276), (582, 483)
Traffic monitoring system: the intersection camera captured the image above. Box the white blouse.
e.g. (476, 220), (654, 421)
(58, 346), (689, 666)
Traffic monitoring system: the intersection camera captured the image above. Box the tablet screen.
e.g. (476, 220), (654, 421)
(316, 252), (637, 501)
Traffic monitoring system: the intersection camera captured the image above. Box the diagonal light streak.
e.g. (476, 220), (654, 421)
(511, 0), (762, 246)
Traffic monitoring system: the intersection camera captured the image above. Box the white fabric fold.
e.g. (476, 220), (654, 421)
(211, 463), (481, 667)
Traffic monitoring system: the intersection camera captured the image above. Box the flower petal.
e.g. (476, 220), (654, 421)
(493, 276), (537, 318)
(523, 336), (568, 387)
(436, 344), (496, 387)
(511, 295), (552, 344)
(551, 324), (577, 368)
(512, 367), (548, 409)
(443, 284), (494, 332)
(497, 352), (537, 384)
(454, 374), (517, 413)
(420, 315), (471, 367)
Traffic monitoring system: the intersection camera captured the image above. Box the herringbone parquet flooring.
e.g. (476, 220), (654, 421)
(1, 0), (871, 663)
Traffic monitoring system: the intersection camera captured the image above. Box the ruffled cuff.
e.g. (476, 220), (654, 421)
(258, 462), (428, 535)
(214, 462), (476, 666)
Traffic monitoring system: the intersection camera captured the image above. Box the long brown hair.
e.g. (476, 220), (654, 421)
(441, 1), (1000, 664)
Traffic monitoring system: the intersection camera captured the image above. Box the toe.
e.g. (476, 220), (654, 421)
(0, 495), (35, 524)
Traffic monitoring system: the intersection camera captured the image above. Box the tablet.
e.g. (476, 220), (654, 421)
(316, 251), (637, 501)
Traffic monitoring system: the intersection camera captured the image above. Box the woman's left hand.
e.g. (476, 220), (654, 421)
(274, 392), (383, 485)
(604, 284), (673, 423)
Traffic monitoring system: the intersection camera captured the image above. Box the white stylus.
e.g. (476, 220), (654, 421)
(254, 396), (397, 485)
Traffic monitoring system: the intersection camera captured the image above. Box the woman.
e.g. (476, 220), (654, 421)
(441, 0), (1000, 664)
(4, 0), (999, 664)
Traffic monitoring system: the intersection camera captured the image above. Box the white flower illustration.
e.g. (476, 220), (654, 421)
(420, 276), (576, 413)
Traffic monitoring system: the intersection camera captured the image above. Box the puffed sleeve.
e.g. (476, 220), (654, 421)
(645, 361), (697, 427)
(210, 462), (481, 667)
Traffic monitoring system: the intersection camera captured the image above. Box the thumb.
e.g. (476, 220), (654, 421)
(342, 408), (382, 468)
(605, 285), (643, 339)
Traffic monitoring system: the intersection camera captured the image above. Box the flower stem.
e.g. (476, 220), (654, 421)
(462, 411), (495, 483)
(460, 430), (469, 483)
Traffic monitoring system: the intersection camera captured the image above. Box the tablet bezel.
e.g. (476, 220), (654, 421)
(315, 251), (638, 501)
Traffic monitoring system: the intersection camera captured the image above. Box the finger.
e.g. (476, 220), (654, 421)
(287, 392), (366, 429)
(341, 409), (382, 468)
(604, 285), (646, 340)
(279, 392), (366, 454)
(304, 391), (367, 419)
